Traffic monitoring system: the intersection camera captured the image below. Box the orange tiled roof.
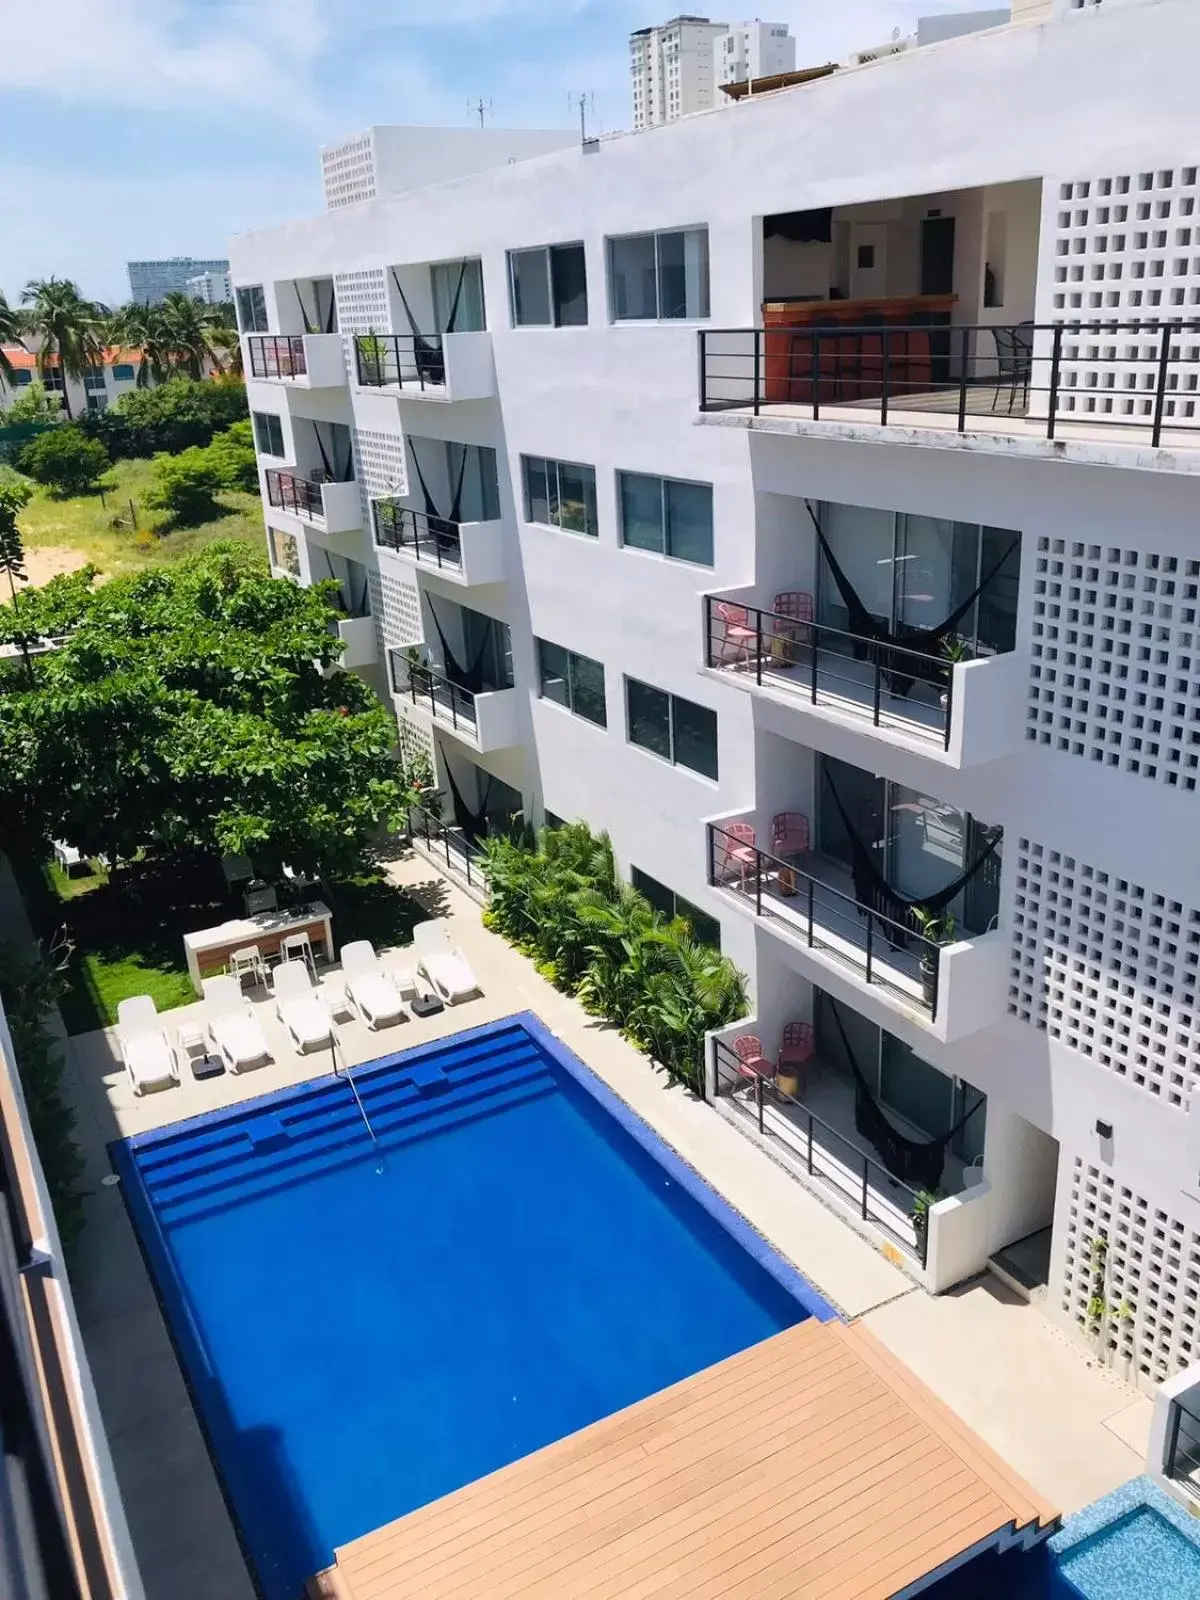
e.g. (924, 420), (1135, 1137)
(1, 346), (143, 371)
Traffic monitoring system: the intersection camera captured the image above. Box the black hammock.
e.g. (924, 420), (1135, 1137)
(823, 766), (1001, 949)
(390, 261), (469, 387)
(425, 601), (494, 696)
(804, 500), (1019, 697)
(407, 440), (469, 525)
(828, 1000), (984, 1192)
(443, 759), (492, 843)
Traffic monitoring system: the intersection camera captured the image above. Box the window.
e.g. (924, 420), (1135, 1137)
(625, 678), (717, 779)
(631, 867), (721, 949)
(618, 471), (713, 565)
(508, 243), (588, 327)
(252, 411), (285, 458)
(14, 370), (31, 388)
(236, 284), (269, 333)
(83, 367), (106, 392)
(268, 526), (301, 577)
(112, 362), (136, 382)
(41, 368), (64, 392)
(431, 258), (485, 334)
(85, 392), (108, 412)
(522, 456), (598, 536)
(537, 640), (607, 727)
(609, 228), (709, 320)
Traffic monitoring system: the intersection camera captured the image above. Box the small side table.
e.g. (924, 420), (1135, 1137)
(176, 1022), (206, 1056)
(320, 981), (355, 1022)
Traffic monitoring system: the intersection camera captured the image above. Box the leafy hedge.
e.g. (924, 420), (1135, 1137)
(74, 376), (248, 460)
(482, 821), (746, 1092)
(0, 941), (85, 1246)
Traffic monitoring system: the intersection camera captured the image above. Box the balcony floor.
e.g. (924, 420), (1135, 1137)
(712, 646), (947, 746)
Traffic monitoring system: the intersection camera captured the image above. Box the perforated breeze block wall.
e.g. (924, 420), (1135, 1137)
(1048, 164), (1200, 428)
(333, 269), (389, 333)
(322, 138), (375, 210)
(353, 427), (407, 533)
(1027, 537), (1200, 793)
(1059, 1155), (1200, 1383)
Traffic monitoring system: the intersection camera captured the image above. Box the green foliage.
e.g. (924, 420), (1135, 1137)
(0, 563), (98, 645)
(144, 445), (224, 525)
(204, 419), (258, 491)
(5, 379), (65, 425)
(0, 940), (86, 1244)
(0, 542), (414, 879)
(482, 821), (748, 1090)
(17, 425), (111, 496)
(21, 277), (108, 422)
(114, 376), (248, 457)
(73, 402), (132, 460)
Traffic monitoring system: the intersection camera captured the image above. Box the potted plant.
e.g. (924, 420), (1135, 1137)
(911, 908), (956, 1008)
(940, 635), (969, 708)
(911, 1189), (936, 1256)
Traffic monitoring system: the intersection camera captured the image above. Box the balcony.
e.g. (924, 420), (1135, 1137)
(373, 501), (507, 587)
(699, 320), (1200, 467)
(388, 654), (518, 752)
(703, 596), (1024, 767)
(353, 331), (495, 402)
(265, 469), (360, 533)
(706, 822), (1006, 1043)
(245, 333), (346, 389)
(330, 614), (377, 670)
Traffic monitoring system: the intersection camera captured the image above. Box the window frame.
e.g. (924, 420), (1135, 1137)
(111, 362), (136, 382)
(617, 469), (713, 566)
(252, 410), (285, 459)
(521, 455), (599, 537)
(507, 241), (588, 328)
(536, 638), (607, 728)
(625, 676), (718, 780)
(236, 284), (269, 334)
(607, 225), (710, 322)
(630, 867), (721, 949)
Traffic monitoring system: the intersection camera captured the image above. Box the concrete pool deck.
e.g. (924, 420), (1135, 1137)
(3, 853), (1154, 1596)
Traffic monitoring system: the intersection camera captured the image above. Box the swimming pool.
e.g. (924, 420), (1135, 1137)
(113, 1013), (832, 1599)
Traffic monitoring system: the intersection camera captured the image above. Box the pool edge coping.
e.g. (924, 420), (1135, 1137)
(1049, 1472), (1200, 1556)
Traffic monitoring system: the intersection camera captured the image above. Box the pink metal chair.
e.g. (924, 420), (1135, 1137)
(733, 1034), (775, 1089)
(716, 602), (758, 669)
(776, 1021), (814, 1091)
(720, 822), (758, 891)
(771, 811), (810, 861)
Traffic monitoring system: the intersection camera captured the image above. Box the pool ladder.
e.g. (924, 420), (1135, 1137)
(329, 1027), (383, 1158)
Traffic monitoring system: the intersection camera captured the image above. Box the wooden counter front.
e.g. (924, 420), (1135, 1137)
(762, 293), (956, 405)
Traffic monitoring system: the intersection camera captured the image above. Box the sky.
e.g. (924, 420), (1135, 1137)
(0, 1), (1005, 306)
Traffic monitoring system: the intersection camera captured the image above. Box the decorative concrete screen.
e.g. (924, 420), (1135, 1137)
(1027, 536), (1200, 794)
(1061, 1154), (1199, 1383)
(368, 569), (421, 655)
(353, 427), (407, 530)
(1048, 167), (1200, 427)
(396, 706), (436, 776)
(322, 135), (375, 209)
(1009, 838), (1200, 1108)
(333, 269), (390, 335)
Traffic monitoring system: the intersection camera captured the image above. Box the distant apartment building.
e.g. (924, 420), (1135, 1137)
(630, 15), (729, 129)
(184, 267), (232, 305)
(715, 20), (796, 87)
(0, 345), (145, 415)
(126, 256), (230, 304)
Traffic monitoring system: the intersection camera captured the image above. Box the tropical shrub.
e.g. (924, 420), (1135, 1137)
(4, 379), (65, 425)
(144, 446), (225, 524)
(482, 821), (747, 1090)
(204, 418), (258, 491)
(17, 425), (111, 495)
(114, 375), (248, 456)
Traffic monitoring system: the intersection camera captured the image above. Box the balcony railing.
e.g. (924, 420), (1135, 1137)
(355, 333), (447, 392)
(406, 802), (487, 899)
(707, 823), (942, 1020)
(266, 468), (327, 520)
(389, 653), (478, 735)
(248, 334), (307, 380)
(705, 596), (956, 751)
(711, 1037), (927, 1265)
(373, 502), (463, 571)
(699, 320), (1200, 446)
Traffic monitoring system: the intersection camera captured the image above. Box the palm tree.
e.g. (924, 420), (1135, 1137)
(157, 291), (225, 379)
(21, 278), (108, 419)
(107, 300), (172, 387)
(0, 289), (26, 385)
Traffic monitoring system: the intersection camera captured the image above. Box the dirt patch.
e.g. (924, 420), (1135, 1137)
(17, 546), (94, 588)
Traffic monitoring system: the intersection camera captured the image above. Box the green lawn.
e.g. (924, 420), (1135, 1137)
(15, 852), (423, 1036)
(17, 456), (264, 580)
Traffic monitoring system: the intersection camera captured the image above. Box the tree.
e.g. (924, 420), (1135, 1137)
(144, 446), (225, 524)
(4, 378), (65, 425)
(0, 543), (412, 878)
(109, 292), (227, 385)
(205, 419), (257, 491)
(114, 375), (248, 455)
(0, 289), (25, 385)
(17, 426), (111, 496)
(0, 473), (35, 685)
(20, 278), (108, 421)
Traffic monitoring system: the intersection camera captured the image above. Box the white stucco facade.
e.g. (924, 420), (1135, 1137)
(233, 0), (1200, 1392)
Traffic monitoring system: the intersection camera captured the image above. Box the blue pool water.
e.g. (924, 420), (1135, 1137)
(114, 1013), (828, 1600)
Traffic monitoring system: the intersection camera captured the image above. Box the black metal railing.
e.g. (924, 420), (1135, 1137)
(1166, 1394), (1200, 1502)
(712, 1037), (927, 1265)
(699, 320), (1200, 447)
(707, 823), (942, 1020)
(705, 595), (956, 752)
(265, 467), (325, 520)
(247, 334), (307, 380)
(355, 333), (447, 391)
(406, 803), (487, 897)
(388, 653), (478, 735)
(373, 501), (463, 570)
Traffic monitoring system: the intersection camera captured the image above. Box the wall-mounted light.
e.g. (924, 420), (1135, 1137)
(1095, 1119), (1114, 1141)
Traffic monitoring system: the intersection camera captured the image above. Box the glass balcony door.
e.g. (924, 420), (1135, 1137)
(431, 259), (485, 334)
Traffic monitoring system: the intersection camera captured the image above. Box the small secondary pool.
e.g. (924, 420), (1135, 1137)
(114, 1013), (831, 1599)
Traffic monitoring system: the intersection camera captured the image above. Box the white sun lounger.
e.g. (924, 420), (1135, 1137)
(115, 996), (180, 1096)
(339, 941), (406, 1029)
(273, 961), (333, 1053)
(202, 975), (271, 1072)
(412, 920), (480, 1004)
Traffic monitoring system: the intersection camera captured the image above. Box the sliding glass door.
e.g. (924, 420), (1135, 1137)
(431, 259), (486, 334)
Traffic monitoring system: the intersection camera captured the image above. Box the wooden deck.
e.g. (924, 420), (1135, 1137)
(309, 1318), (1058, 1600)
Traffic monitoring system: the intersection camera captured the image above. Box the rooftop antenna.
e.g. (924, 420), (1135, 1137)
(568, 91), (595, 145)
(467, 97), (493, 128)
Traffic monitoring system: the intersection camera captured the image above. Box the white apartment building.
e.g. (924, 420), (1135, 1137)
(184, 267), (232, 304)
(715, 20), (796, 87)
(630, 15), (728, 129)
(0, 344), (145, 415)
(232, 0), (1200, 1395)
